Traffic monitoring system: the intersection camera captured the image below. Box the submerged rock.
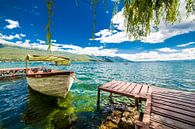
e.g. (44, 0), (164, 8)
(99, 104), (140, 129)
(100, 121), (118, 129)
(107, 110), (122, 124)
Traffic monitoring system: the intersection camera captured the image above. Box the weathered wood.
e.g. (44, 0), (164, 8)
(97, 80), (195, 129)
(152, 92), (195, 102)
(152, 107), (195, 126)
(131, 84), (143, 94)
(152, 94), (195, 106)
(118, 82), (132, 92)
(151, 113), (195, 129)
(153, 99), (195, 113)
(140, 85), (149, 95)
(112, 81), (127, 90)
(153, 91), (195, 99)
(125, 83), (137, 93)
(143, 95), (151, 125)
(100, 80), (116, 88)
(152, 103), (195, 117)
(150, 120), (173, 129)
(97, 88), (101, 109)
(106, 81), (122, 89)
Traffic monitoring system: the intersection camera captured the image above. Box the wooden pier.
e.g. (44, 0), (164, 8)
(97, 80), (195, 129)
(0, 67), (35, 79)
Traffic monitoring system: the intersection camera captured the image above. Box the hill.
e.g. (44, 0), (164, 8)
(0, 44), (131, 62)
(0, 45), (93, 62)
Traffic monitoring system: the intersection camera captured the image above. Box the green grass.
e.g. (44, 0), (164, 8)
(0, 45), (94, 62)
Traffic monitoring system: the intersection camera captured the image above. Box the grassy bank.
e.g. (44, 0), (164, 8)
(0, 45), (94, 62)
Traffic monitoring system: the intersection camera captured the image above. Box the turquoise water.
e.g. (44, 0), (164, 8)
(0, 61), (195, 129)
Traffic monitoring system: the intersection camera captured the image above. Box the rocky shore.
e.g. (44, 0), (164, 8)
(99, 103), (140, 129)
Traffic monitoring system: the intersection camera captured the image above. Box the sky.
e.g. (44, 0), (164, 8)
(0, 0), (195, 61)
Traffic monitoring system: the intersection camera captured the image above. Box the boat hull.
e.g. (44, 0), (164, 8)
(26, 72), (74, 98)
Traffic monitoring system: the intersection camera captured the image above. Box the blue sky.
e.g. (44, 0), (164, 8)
(0, 0), (195, 61)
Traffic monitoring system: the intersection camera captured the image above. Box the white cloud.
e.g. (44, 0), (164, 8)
(5, 19), (20, 29)
(51, 39), (57, 43)
(1, 36), (195, 61)
(93, 0), (195, 43)
(117, 48), (195, 61)
(0, 33), (21, 40)
(157, 48), (179, 53)
(64, 46), (117, 56)
(20, 33), (26, 37)
(177, 42), (195, 47)
(37, 39), (46, 44)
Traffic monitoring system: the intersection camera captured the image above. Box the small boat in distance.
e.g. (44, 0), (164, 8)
(25, 55), (74, 98)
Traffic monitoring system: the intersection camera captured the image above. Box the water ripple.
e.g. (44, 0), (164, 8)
(0, 61), (194, 128)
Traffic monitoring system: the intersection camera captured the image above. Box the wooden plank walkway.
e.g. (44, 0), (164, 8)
(97, 80), (152, 108)
(147, 88), (195, 129)
(97, 80), (195, 129)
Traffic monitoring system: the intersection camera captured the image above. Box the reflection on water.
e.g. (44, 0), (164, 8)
(0, 61), (195, 129)
(23, 88), (76, 129)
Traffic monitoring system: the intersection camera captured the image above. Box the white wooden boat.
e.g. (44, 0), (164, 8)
(25, 55), (74, 98)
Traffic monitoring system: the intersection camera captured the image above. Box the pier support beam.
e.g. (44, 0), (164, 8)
(97, 88), (101, 109)
(134, 96), (139, 110)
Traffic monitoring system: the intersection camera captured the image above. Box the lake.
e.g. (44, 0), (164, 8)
(0, 61), (195, 129)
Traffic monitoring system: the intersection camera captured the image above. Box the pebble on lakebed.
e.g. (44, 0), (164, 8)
(99, 106), (139, 129)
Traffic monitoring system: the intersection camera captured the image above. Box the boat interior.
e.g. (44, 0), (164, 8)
(28, 67), (54, 74)
(27, 67), (74, 76)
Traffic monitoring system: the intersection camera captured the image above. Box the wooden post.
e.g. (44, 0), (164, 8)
(109, 93), (113, 103)
(134, 96), (139, 110)
(97, 88), (101, 109)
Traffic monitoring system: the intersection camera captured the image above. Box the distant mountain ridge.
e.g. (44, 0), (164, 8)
(89, 56), (132, 62)
(0, 44), (131, 62)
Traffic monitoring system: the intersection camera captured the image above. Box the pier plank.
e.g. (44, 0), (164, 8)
(97, 80), (195, 129)
(152, 92), (195, 102)
(112, 81), (127, 90)
(152, 103), (195, 117)
(100, 80), (116, 88)
(152, 99), (195, 113)
(118, 82), (132, 92)
(151, 114), (195, 129)
(125, 83), (137, 93)
(152, 94), (195, 105)
(153, 96), (195, 108)
(131, 84), (142, 94)
(139, 84), (149, 95)
(152, 107), (195, 126)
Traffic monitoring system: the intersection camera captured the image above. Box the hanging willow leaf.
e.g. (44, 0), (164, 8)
(122, 0), (195, 39)
(110, 0), (120, 31)
(92, 0), (98, 39)
(46, 0), (54, 51)
(46, 0), (194, 44)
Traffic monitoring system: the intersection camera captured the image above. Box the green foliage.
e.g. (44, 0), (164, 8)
(95, 0), (194, 39)
(46, 0), (54, 51)
(110, 0), (120, 31)
(46, 0), (194, 42)
(92, 0), (98, 39)
(123, 0), (180, 39)
(0, 45), (96, 62)
(186, 0), (195, 17)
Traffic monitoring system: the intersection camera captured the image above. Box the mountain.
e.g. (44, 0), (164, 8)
(0, 45), (93, 62)
(0, 44), (132, 62)
(89, 56), (132, 62)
